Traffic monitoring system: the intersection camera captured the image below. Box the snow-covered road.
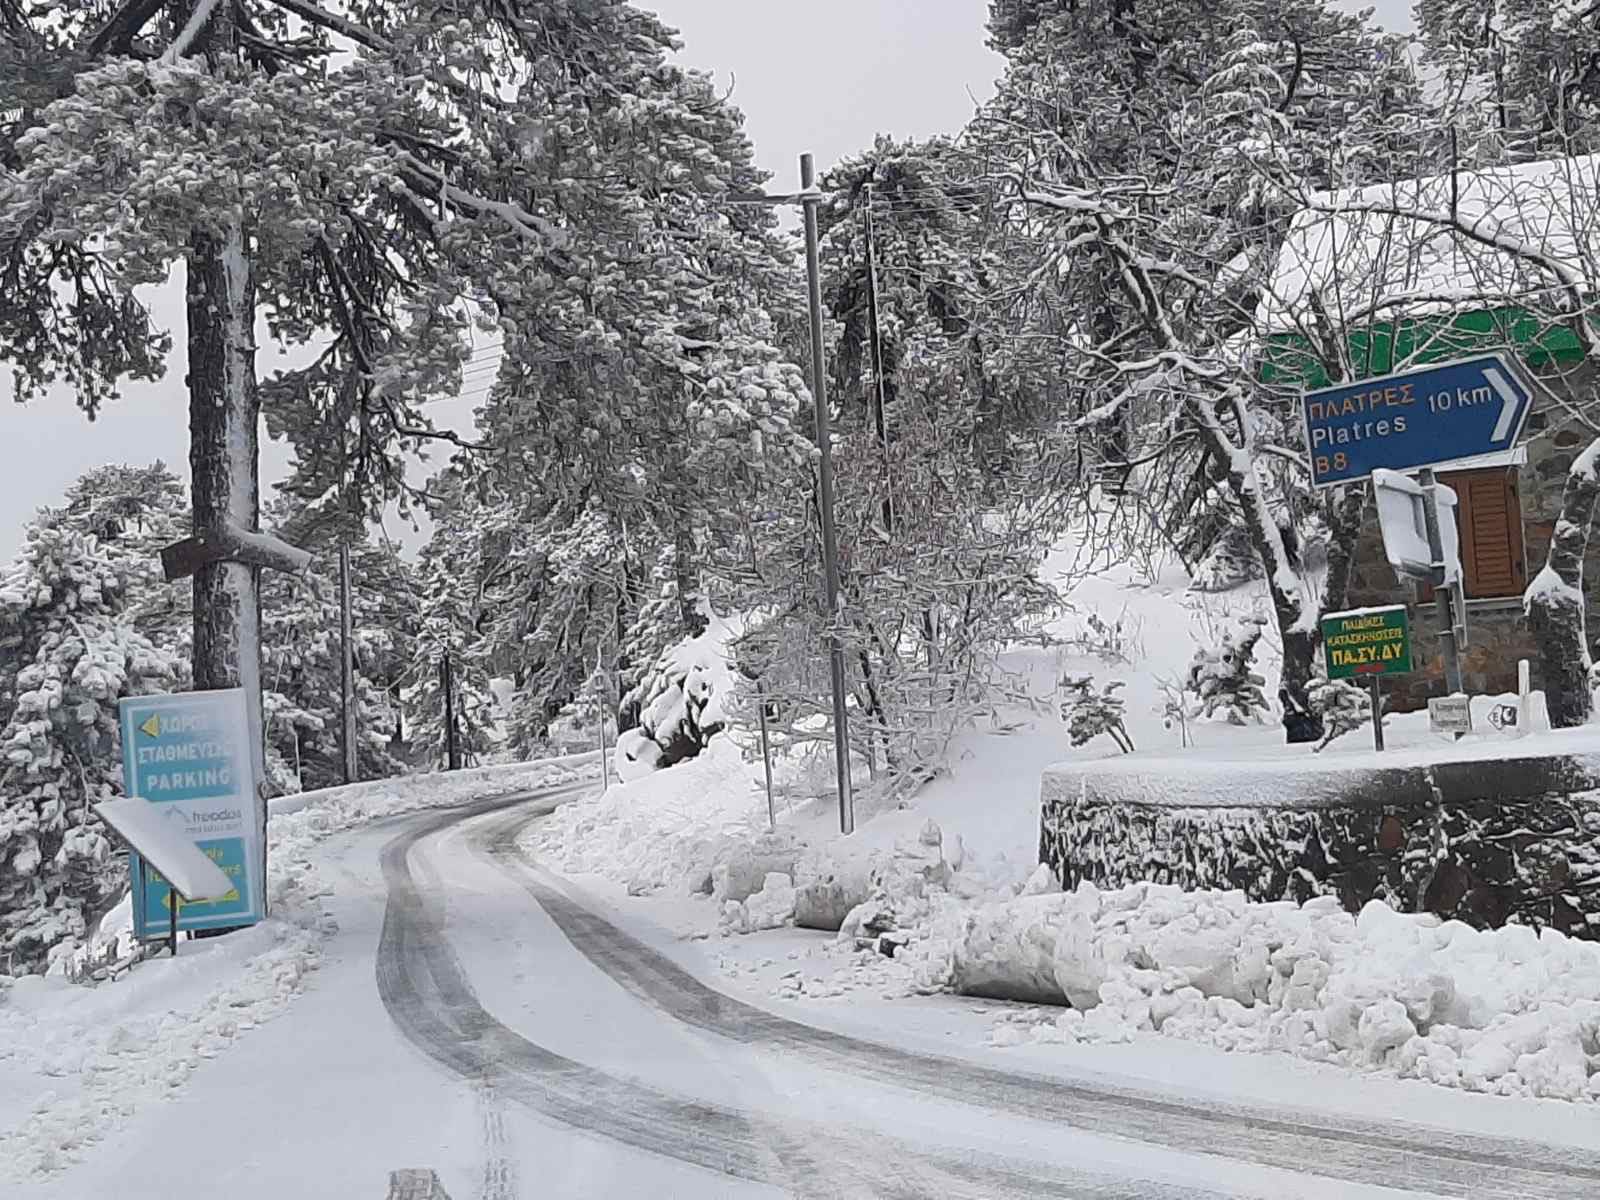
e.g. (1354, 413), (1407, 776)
(27, 785), (1600, 1199)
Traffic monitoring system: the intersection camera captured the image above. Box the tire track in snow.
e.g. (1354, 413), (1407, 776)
(476, 1085), (516, 1200)
(480, 802), (1600, 1200)
(377, 791), (1234, 1200)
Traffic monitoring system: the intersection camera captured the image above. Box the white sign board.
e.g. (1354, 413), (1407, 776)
(92, 797), (235, 901)
(1428, 695), (1473, 734)
(1373, 468), (1460, 584)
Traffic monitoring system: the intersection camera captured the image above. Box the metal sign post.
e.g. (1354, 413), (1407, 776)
(1418, 467), (1465, 696)
(1370, 678), (1385, 752)
(756, 679), (776, 833)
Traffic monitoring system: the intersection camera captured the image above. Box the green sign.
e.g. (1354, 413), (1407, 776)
(1321, 605), (1412, 679)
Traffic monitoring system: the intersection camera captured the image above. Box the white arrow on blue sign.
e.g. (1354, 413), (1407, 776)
(1301, 353), (1533, 487)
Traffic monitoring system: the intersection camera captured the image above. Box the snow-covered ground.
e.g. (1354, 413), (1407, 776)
(0, 756), (593, 1188)
(526, 544), (1600, 1110)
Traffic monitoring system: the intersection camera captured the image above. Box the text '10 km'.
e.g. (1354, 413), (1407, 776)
(1301, 354), (1532, 487)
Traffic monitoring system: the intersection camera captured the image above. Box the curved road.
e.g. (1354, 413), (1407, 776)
(377, 786), (1600, 1199)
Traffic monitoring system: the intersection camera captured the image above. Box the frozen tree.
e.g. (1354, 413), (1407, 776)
(0, 2), (697, 794)
(0, 504), (179, 974)
(406, 479), (501, 769)
(1185, 616), (1270, 725)
(972, 0), (1439, 709)
(258, 498), (414, 793)
(52, 462), (191, 670)
(395, 16), (816, 759)
(739, 138), (1066, 784)
(1417, 0), (1600, 161)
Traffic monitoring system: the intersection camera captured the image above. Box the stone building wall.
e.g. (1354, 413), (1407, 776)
(1341, 394), (1598, 711)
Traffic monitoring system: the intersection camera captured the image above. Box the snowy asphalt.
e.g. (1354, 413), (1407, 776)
(376, 785), (1600, 1199)
(378, 788), (1233, 1199)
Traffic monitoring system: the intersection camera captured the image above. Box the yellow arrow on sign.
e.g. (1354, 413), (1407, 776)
(162, 888), (239, 911)
(139, 714), (161, 738)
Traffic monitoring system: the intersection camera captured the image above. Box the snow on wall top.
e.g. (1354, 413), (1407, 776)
(1259, 154), (1600, 336)
(1041, 727), (1600, 811)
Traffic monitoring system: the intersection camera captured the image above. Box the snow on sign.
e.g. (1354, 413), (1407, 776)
(1321, 605), (1412, 679)
(1302, 354), (1532, 487)
(119, 689), (263, 939)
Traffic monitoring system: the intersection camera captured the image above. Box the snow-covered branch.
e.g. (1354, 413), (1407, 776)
(160, 0), (223, 64)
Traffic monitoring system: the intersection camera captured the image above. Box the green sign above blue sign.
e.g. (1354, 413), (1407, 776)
(120, 690), (263, 938)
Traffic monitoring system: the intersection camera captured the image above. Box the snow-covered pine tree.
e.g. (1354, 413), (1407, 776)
(402, 22), (814, 759)
(53, 462), (191, 674)
(1185, 616), (1270, 725)
(406, 477), (501, 769)
(258, 497), (414, 793)
(2, 3), (680, 783)
(0, 505), (179, 974)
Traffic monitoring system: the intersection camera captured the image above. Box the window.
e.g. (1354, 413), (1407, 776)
(1434, 467), (1526, 600)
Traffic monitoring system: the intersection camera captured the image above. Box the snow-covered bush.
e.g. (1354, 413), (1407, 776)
(1307, 678), (1372, 751)
(1059, 675), (1134, 753)
(1185, 616), (1269, 725)
(0, 520), (178, 975)
(616, 607), (740, 779)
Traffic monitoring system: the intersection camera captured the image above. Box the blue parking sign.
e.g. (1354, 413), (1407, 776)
(119, 690), (263, 938)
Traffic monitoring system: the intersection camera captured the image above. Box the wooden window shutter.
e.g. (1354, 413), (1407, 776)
(1435, 467), (1525, 600)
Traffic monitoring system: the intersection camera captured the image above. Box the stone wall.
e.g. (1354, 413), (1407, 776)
(1341, 396), (1600, 711)
(1039, 750), (1600, 939)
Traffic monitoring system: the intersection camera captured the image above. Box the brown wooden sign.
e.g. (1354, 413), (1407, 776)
(160, 526), (312, 583)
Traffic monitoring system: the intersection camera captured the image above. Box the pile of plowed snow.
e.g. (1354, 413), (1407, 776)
(888, 878), (1600, 1102)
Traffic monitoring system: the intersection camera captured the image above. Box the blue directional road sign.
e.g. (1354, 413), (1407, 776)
(119, 689), (264, 938)
(1302, 354), (1533, 487)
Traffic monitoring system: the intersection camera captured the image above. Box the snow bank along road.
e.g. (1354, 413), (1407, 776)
(377, 785), (1600, 1200)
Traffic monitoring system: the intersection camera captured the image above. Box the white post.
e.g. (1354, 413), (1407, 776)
(1518, 658), (1532, 737)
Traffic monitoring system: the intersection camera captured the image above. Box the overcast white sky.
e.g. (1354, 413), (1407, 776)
(0, 0), (1412, 562)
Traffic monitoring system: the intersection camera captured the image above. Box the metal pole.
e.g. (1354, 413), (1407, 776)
(801, 152), (855, 836)
(756, 679), (776, 833)
(1370, 676), (1385, 752)
(1418, 468), (1464, 695)
(442, 649), (460, 771)
(168, 880), (179, 957)
(862, 182), (893, 534)
(339, 540), (357, 785)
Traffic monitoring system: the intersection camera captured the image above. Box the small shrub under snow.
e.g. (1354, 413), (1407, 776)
(1058, 675), (1134, 753)
(1184, 616), (1269, 726)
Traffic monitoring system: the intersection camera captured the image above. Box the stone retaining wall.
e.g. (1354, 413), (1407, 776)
(1039, 749), (1600, 938)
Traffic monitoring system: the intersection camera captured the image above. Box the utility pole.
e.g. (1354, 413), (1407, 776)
(862, 182), (893, 534)
(728, 154), (855, 835)
(339, 540), (357, 785)
(441, 649), (460, 771)
(800, 154), (855, 836)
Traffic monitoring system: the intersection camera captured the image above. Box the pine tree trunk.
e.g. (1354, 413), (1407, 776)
(1527, 439), (1600, 728)
(186, 214), (266, 795)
